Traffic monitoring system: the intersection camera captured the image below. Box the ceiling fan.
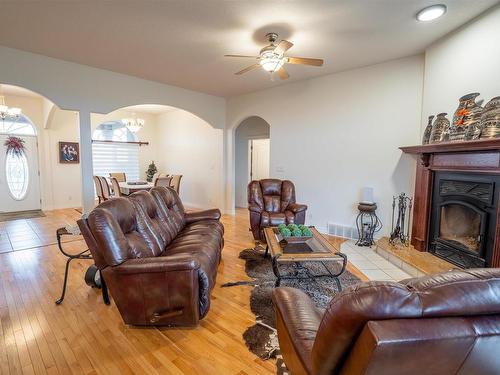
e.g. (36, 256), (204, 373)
(225, 32), (324, 80)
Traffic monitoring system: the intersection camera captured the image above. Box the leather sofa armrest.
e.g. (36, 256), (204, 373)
(272, 287), (322, 375)
(248, 203), (262, 213)
(287, 203), (308, 213)
(113, 254), (200, 275)
(184, 208), (221, 223)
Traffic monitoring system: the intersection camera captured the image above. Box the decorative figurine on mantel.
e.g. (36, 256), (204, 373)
(390, 193), (413, 246)
(355, 187), (382, 247)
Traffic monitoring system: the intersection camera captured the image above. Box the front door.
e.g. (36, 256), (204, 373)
(0, 135), (41, 212)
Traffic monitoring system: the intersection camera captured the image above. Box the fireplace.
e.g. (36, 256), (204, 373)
(428, 173), (499, 268)
(400, 139), (500, 268)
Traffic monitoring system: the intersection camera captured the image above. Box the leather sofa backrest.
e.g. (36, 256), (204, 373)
(312, 268), (500, 375)
(128, 191), (174, 254)
(340, 315), (500, 375)
(78, 217), (107, 269)
(248, 179), (296, 213)
(150, 186), (186, 234)
(86, 197), (159, 266)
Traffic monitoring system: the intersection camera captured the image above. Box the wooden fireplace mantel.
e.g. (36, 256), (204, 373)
(400, 138), (500, 267)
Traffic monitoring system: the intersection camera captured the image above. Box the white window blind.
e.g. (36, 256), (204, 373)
(92, 142), (140, 181)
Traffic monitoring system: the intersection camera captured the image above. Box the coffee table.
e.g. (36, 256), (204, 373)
(263, 227), (348, 289)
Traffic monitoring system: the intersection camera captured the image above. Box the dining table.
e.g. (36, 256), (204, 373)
(119, 181), (154, 195)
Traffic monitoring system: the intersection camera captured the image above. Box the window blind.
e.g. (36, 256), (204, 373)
(92, 142), (140, 181)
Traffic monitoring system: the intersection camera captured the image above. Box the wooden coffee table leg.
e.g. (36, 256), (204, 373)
(272, 255), (281, 287)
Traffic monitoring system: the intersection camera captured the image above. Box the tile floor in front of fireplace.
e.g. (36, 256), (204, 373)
(341, 240), (412, 281)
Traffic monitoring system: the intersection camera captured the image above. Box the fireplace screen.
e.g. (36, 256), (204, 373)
(439, 203), (481, 253)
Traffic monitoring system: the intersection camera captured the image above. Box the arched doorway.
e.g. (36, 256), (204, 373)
(91, 104), (224, 210)
(234, 116), (270, 208)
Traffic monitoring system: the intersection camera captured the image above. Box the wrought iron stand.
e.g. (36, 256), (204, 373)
(355, 203), (382, 246)
(55, 227), (110, 305)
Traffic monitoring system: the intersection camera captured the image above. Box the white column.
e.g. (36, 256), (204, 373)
(78, 110), (95, 213)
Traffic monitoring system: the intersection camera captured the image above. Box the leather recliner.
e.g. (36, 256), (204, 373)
(247, 179), (307, 242)
(78, 186), (224, 326)
(273, 268), (500, 375)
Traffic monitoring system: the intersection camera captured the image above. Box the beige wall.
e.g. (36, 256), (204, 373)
(227, 55), (424, 235)
(156, 110), (224, 209)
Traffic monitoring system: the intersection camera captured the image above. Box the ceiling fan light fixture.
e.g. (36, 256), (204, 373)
(259, 52), (285, 72)
(416, 4), (447, 22)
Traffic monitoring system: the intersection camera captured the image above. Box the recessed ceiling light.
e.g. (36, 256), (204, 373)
(416, 4), (447, 22)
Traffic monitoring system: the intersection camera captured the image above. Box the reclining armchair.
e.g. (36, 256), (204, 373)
(78, 186), (224, 326)
(273, 268), (500, 375)
(247, 179), (307, 242)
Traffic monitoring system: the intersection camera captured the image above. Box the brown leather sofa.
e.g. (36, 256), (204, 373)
(273, 268), (500, 375)
(78, 186), (224, 326)
(247, 179), (307, 241)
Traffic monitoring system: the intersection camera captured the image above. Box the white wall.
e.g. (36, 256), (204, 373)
(234, 116), (270, 208)
(156, 110), (224, 209)
(227, 56), (424, 235)
(422, 5), (500, 134)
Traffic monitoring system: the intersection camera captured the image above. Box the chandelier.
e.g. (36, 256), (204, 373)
(121, 116), (145, 133)
(0, 96), (22, 121)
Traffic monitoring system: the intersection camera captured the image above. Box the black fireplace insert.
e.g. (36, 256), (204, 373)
(428, 172), (499, 268)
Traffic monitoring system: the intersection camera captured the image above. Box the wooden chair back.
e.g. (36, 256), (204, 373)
(155, 176), (173, 188)
(110, 177), (122, 197)
(109, 173), (126, 183)
(169, 175), (182, 194)
(93, 176), (104, 203)
(98, 177), (112, 200)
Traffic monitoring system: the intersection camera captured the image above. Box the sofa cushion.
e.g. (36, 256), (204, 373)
(261, 212), (286, 227)
(150, 186), (186, 235)
(129, 191), (175, 253)
(87, 198), (158, 265)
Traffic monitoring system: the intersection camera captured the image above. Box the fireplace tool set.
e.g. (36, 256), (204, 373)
(390, 193), (413, 246)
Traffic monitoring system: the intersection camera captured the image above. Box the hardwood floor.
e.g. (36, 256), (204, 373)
(0, 208), (365, 375)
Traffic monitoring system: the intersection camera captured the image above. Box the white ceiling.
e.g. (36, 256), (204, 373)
(0, 1), (497, 97)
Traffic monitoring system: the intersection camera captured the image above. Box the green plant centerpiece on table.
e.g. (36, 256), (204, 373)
(277, 223), (313, 237)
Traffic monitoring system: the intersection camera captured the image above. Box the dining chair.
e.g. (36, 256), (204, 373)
(93, 176), (104, 203)
(98, 176), (112, 201)
(109, 173), (126, 183)
(154, 176), (173, 188)
(169, 175), (182, 194)
(110, 177), (125, 197)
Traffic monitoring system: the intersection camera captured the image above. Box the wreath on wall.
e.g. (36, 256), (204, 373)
(4, 136), (26, 157)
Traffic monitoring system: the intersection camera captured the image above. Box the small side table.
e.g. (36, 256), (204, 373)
(355, 203), (382, 247)
(55, 227), (110, 305)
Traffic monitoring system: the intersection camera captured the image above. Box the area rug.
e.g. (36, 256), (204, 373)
(0, 210), (45, 222)
(222, 248), (362, 361)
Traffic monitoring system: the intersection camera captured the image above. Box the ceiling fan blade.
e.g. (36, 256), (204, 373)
(286, 57), (324, 66)
(277, 67), (289, 80)
(225, 54), (259, 59)
(273, 40), (293, 55)
(235, 64), (260, 75)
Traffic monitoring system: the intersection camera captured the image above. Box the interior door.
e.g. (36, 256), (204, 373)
(250, 138), (270, 181)
(0, 135), (41, 212)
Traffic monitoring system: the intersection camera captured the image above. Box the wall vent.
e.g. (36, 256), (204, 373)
(327, 222), (359, 240)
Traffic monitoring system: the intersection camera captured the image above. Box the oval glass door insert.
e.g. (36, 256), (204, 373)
(5, 149), (29, 200)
